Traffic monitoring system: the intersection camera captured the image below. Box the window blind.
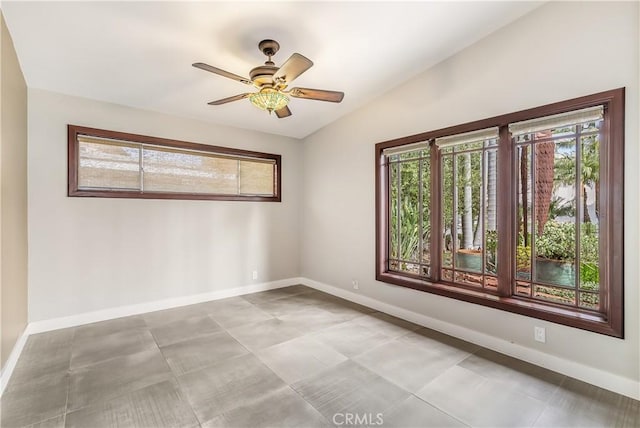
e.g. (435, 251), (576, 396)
(78, 137), (141, 190)
(509, 105), (603, 136)
(382, 141), (430, 157)
(435, 127), (499, 148)
(77, 135), (276, 196)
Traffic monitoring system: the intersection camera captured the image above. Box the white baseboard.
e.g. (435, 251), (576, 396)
(300, 277), (640, 401)
(0, 277), (302, 396)
(0, 326), (29, 396)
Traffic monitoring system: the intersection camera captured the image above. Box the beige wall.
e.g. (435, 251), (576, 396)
(28, 89), (302, 322)
(0, 12), (28, 369)
(301, 1), (639, 388)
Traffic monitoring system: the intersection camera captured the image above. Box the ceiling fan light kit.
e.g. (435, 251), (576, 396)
(193, 39), (344, 118)
(249, 88), (289, 113)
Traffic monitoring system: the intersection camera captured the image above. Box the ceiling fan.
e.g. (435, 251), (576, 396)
(193, 39), (344, 118)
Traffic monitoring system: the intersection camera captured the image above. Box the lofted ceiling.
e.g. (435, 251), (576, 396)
(2, 1), (541, 139)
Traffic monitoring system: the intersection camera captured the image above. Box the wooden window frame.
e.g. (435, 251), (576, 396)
(375, 88), (624, 337)
(68, 125), (282, 202)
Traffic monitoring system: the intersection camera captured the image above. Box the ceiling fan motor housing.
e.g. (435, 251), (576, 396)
(249, 65), (279, 88)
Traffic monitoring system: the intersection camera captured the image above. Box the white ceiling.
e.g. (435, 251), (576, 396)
(2, 1), (541, 139)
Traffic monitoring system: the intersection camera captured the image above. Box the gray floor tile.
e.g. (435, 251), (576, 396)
(417, 365), (545, 427)
(255, 335), (348, 384)
(160, 331), (248, 375)
(74, 316), (146, 342)
(150, 314), (222, 347)
(315, 297), (377, 319)
(65, 379), (199, 428)
(541, 377), (640, 427)
(227, 318), (306, 351)
(7, 347), (71, 389)
(251, 299), (307, 318)
(354, 335), (469, 393)
(67, 348), (172, 411)
(177, 353), (286, 424)
(351, 312), (421, 339)
(142, 304), (208, 328)
(383, 396), (468, 428)
(201, 297), (274, 329)
(399, 327), (480, 354)
(24, 414), (65, 428)
(0, 371), (68, 428)
(281, 289), (335, 306)
(70, 328), (158, 369)
(240, 285), (314, 304)
(22, 328), (75, 354)
(201, 386), (330, 428)
(533, 398), (639, 427)
(277, 306), (353, 333)
(311, 319), (395, 358)
(458, 348), (565, 402)
(251, 294), (324, 317)
(292, 360), (410, 420)
(7, 329), (74, 388)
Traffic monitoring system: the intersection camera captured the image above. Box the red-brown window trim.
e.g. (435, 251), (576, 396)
(68, 125), (282, 202)
(375, 88), (624, 337)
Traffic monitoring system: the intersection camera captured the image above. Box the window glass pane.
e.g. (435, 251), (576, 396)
(455, 271), (483, 287)
(441, 155), (454, 268)
(421, 158), (431, 267)
(514, 112), (604, 311)
(485, 149), (498, 275)
(399, 160), (420, 267)
(534, 284), (576, 305)
(400, 151), (420, 160)
(579, 132), (600, 309)
(440, 137), (495, 290)
(388, 151), (430, 277)
(240, 160), (275, 196)
(78, 140), (141, 190)
(516, 145), (533, 283)
(143, 147), (238, 194)
(390, 163), (399, 260)
(534, 135), (576, 292)
(455, 141), (483, 152)
(454, 151), (482, 274)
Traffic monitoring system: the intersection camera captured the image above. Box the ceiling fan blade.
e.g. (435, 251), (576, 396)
(289, 88), (344, 103)
(193, 63), (252, 85)
(273, 53), (313, 85)
(275, 106), (292, 118)
(207, 93), (251, 105)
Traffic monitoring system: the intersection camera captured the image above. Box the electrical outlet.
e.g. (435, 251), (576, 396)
(252, 270), (258, 280)
(534, 326), (546, 343)
(352, 279), (359, 290)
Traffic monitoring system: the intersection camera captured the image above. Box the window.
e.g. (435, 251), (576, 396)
(376, 89), (624, 337)
(68, 125), (281, 201)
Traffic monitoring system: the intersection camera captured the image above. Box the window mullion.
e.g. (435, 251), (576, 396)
(575, 125), (583, 308)
(430, 140), (441, 282)
(397, 161), (402, 267)
(496, 125), (513, 296)
(139, 145), (144, 192)
(418, 157), (424, 275)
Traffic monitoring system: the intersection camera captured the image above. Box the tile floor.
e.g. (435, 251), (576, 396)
(1, 285), (638, 428)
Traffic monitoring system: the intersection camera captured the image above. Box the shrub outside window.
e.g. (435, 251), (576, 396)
(375, 89), (624, 337)
(68, 125), (281, 202)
